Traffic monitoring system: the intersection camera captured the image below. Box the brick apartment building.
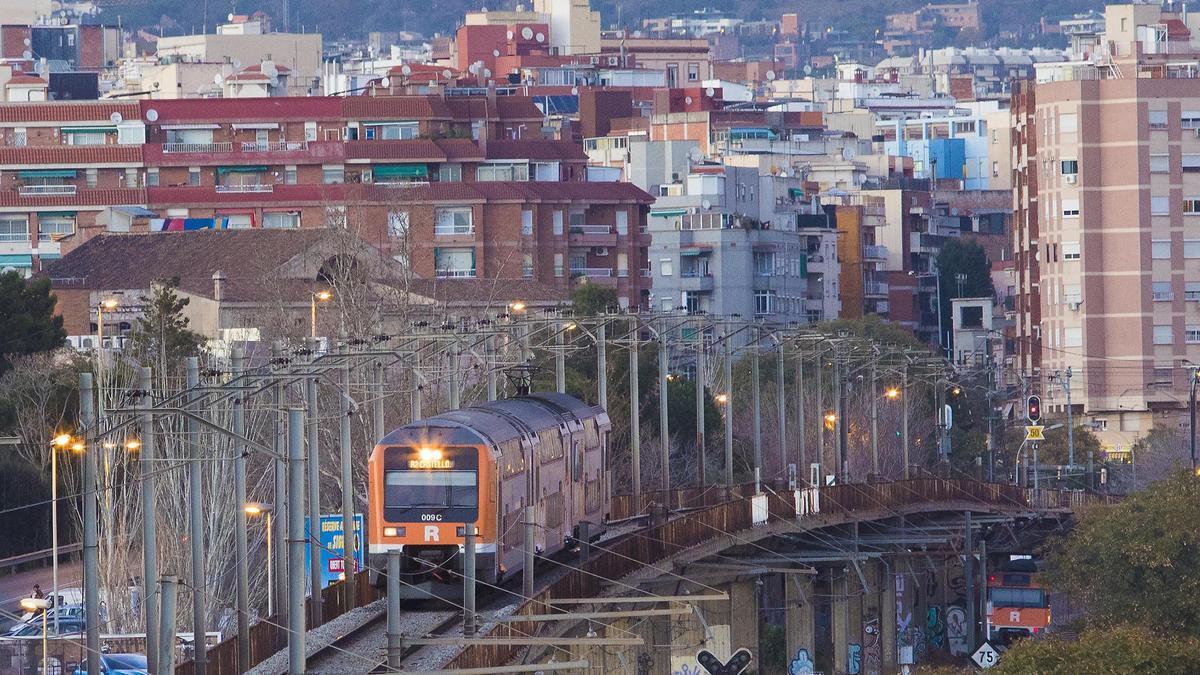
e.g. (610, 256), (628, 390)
(0, 91), (653, 311)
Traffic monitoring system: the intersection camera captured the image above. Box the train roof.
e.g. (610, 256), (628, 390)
(378, 392), (606, 449)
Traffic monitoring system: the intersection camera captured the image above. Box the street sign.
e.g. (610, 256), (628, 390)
(305, 513), (364, 588)
(1025, 425), (1044, 441)
(696, 648), (753, 675)
(972, 642), (1000, 669)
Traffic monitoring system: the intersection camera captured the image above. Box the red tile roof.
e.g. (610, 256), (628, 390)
(436, 138), (486, 160)
(345, 139), (447, 161)
(139, 97), (342, 123)
(7, 75), (45, 85)
(341, 95), (454, 120)
(0, 145), (143, 166)
(0, 101), (139, 123)
(444, 96), (543, 122)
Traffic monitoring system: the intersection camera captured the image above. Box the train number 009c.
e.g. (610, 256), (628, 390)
(420, 513), (443, 521)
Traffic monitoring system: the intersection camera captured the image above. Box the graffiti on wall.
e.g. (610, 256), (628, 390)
(863, 615), (882, 675)
(895, 573), (912, 656)
(926, 606), (945, 649)
(946, 606), (969, 656)
(789, 648), (816, 675)
(848, 643), (862, 675)
(673, 665), (703, 675)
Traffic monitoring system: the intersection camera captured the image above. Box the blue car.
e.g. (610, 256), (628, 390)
(73, 654), (148, 675)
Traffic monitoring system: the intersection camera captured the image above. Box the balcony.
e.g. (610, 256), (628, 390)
(434, 224), (475, 237)
(862, 244), (888, 261)
(640, 268), (652, 277)
(241, 141), (308, 152)
(215, 184), (274, 194)
(864, 281), (890, 297)
(1153, 291), (1174, 301)
(19, 184), (77, 196)
(163, 142), (234, 154)
(568, 224), (618, 246)
(572, 267), (613, 278)
(679, 274), (714, 292)
(436, 268), (476, 278)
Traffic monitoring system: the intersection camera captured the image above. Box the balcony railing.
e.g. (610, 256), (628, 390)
(18, 184), (77, 196)
(617, 269), (630, 278)
(215, 184), (274, 193)
(436, 268), (476, 278)
(640, 268), (652, 277)
(862, 244), (888, 260)
(0, 232), (29, 242)
(241, 141), (308, 152)
(864, 281), (890, 296)
(1153, 291), (1175, 301)
(163, 142), (234, 153)
(569, 224), (614, 235)
(572, 267), (613, 277)
(434, 225), (474, 236)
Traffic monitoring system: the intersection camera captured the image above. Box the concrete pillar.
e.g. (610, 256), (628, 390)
(785, 576), (816, 671)
(861, 562), (884, 675)
(832, 571), (850, 674)
(729, 580), (759, 657)
(882, 564), (898, 673)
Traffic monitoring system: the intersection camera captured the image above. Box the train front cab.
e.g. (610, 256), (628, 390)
(367, 435), (498, 601)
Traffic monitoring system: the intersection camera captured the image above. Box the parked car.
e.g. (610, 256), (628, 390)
(73, 653), (148, 675)
(5, 604), (85, 636)
(6, 617), (84, 637)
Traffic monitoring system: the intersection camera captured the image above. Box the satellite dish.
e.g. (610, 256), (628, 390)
(145, 108), (159, 122)
(233, 59), (242, 69)
(702, 199), (712, 210)
(493, 49), (500, 57)
(705, 86), (715, 96)
(841, 147), (853, 161)
(442, 69), (453, 78)
(685, 96), (693, 104)
(507, 30), (514, 40)
(469, 63), (480, 74)
(23, 38), (30, 46)
(22, 50), (31, 59)
(110, 112), (122, 124)
(766, 69), (777, 81)
(380, 77), (391, 88)
(401, 64), (412, 75)
(687, 147), (703, 163)
(227, 12), (234, 21)
(483, 68), (491, 78)
(804, 65), (813, 75)
(213, 74), (223, 85)
(535, 32), (545, 43)
(571, 86), (579, 95)
(780, 169), (789, 178)
(521, 26), (534, 40)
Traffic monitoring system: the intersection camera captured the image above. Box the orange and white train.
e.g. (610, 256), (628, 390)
(366, 392), (611, 599)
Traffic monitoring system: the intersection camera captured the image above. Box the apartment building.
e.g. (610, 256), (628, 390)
(1012, 3), (1200, 454)
(0, 91), (653, 310)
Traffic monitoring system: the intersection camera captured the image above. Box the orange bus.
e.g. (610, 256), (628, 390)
(985, 558), (1051, 645)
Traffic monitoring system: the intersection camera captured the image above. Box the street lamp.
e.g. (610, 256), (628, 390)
(244, 502), (275, 616)
(884, 387), (901, 400)
(20, 597), (52, 675)
(48, 433), (75, 638)
(310, 290), (333, 339)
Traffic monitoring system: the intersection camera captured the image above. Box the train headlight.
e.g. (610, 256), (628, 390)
(384, 527), (406, 537)
(418, 447), (443, 462)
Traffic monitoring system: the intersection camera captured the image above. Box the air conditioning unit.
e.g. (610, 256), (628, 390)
(1067, 301), (1081, 311)
(1065, 174), (1077, 184)
(608, 56), (619, 66)
(592, 247), (609, 256)
(1194, 127), (1200, 138)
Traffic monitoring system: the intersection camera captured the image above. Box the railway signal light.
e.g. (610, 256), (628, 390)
(1026, 395), (1042, 423)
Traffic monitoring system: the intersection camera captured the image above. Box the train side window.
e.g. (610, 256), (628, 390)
(571, 440), (582, 481)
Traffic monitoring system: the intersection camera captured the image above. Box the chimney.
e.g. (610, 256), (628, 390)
(212, 270), (227, 303)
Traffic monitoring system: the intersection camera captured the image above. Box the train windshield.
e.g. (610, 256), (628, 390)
(385, 470), (478, 509)
(988, 587), (1046, 608)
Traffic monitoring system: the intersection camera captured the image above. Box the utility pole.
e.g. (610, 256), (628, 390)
(463, 524), (477, 637)
(286, 408), (307, 675)
(985, 345), (996, 483)
(411, 342), (423, 421)
(902, 364), (910, 480)
(751, 333), (762, 482)
(629, 327), (641, 501)
(870, 361), (879, 478)
(157, 576), (178, 674)
(723, 330), (734, 487)
(816, 349), (824, 481)
(186, 357), (207, 674)
(556, 325), (566, 394)
(448, 347), (460, 410)
(271, 346), (287, 622)
(340, 361), (357, 603)
(695, 319), (706, 486)
(1062, 367), (1075, 468)
(834, 348), (848, 484)
(139, 367), (159, 671)
(80, 372), (101, 675)
(523, 505), (536, 599)
(796, 351), (807, 483)
(1191, 366), (1199, 474)
(487, 335), (498, 402)
(386, 552), (402, 670)
(305, 368), (323, 626)
(776, 338), (787, 481)
(658, 328), (670, 494)
(373, 360), (386, 441)
(230, 351), (250, 674)
(964, 511), (976, 651)
(596, 322), (608, 412)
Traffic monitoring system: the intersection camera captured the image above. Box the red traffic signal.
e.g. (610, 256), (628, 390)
(1026, 395), (1042, 423)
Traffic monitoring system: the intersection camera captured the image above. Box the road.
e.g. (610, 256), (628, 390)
(0, 562), (81, 631)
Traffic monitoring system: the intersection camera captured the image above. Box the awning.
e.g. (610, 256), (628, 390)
(231, 123), (279, 130)
(20, 169), (77, 179)
(0, 254), (33, 268)
(37, 211), (77, 218)
(374, 164), (428, 179)
(650, 210), (686, 218)
(160, 124), (221, 130)
(60, 126), (115, 134)
(363, 121), (418, 126)
(788, 188), (805, 199)
(216, 165), (268, 174)
(679, 249), (710, 257)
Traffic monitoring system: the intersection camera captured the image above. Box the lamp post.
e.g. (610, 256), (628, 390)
(244, 502), (275, 616)
(20, 597), (52, 675)
(96, 297), (118, 359)
(50, 433), (74, 637)
(310, 290), (332, 339)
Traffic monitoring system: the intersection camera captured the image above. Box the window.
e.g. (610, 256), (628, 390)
(12, 128), (25, 146)
(754, 290), (776, 315)
(554, 253), (564, 277)
(988, 587), (1046, 609)
(1150, 110), (1169, 129)
(85, 169), (97, 189)
(434, 207), (473, 235)
(1153, 281), (1173, 301)
(1062, 241), (1080, 260)
(687, 62), (700, 82)
(384, 470), (477, 509)
(661, 297), (674, 312)
(1183, 111), (1200, 129)
(1152, 197), (1171, 216)
(322, 166), (344, 184)
(37, 215), (75, 240)
(1187, 240), (1200, 258)
(1060, 159), (1078, 175)
(0, 216), (28, 242)
(304, 122), (318, 141)
(754, 252), (776, 276)
(66, 130), (107, 146)
(387, 211), (409, 238)
(521, 209), (533, 235)
(1151, 154), (1170, 173)
(476, 161), (529, 181)
(1059, 112), (1078, 133)
(1186, 200), (1200, 215)
(1064, 283), (1081, 303)
(1184, 155), (1200, 172)
(992, 161), (999, 177)
(666, 63), (679, 88)
(1062, 199), (1079, 217)
(1064, 327), (1082, 348)
(569, 254), (586, 273)
(552, 210), (563, 235)
(522, 254), (534, 278)
(1154, 324), (1174, 345)
(1188, 282), (1200, 301)
(284, 166), (297, 184)
(125, 168), (137, 188)
(569, 211), (586, 230)
(145, 168), (159, 187)
(368, 122), (419, 140)
(188, 168), (200, 186)
(224, 214), (253, 229)
(1153, 240), (1172, 259)
(685, 291), (702, 314)
(438, 163), (462, 182)
(434, 248), (475, 277)
(1188, 327), (1200, 344)
(532, 162), (559, 181)
(262, 211), (300, 229)
(615, 210), (628, 235)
